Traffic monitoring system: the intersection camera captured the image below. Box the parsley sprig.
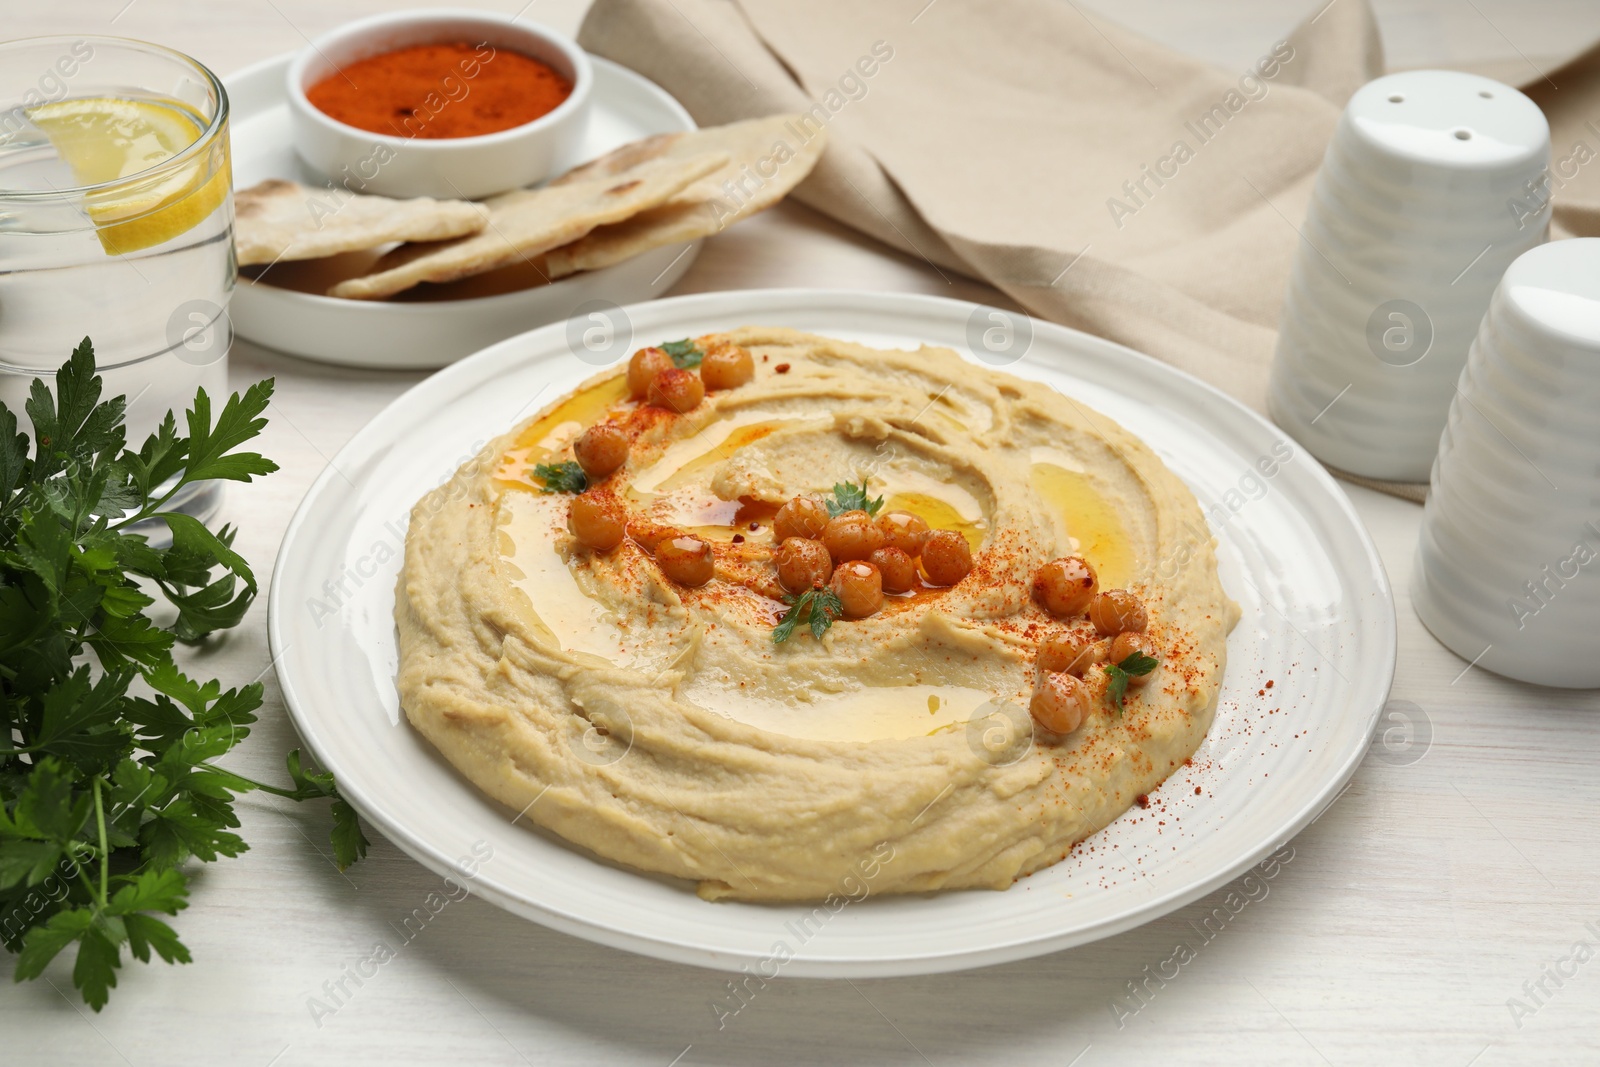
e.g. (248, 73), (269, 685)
(661, 339), (704, 369)
(0, 340), (367, 1011)
(532, 460), (588, 493)
(772, 587), (843, 644)
(825, 477), (884, 518)
(1103, 650), (1160, 714)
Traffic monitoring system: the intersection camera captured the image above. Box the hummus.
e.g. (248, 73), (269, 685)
(396, 327), (1238, 901)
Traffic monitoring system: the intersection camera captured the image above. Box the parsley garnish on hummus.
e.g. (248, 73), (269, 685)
(825, 476), (884, 517)
(661, 339), (704, 369)
(1104, 650), (1160, 713)
(532, 460), (588, 493)
(773, 587), (843, 643)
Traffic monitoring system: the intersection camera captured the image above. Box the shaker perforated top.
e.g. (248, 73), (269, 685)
(1343, 69), (1548, 173)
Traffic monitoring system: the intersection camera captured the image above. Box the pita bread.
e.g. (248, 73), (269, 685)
(233, 179), (490, 267)
(543, 115), (826, 279)
(328, 152), (729, 300)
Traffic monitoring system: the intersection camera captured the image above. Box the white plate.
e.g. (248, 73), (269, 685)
(268, 290), (1396, 977)
(225, 52), (699, 369)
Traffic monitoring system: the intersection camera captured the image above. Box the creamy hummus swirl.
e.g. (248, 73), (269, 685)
(396, 327), (1238, 901)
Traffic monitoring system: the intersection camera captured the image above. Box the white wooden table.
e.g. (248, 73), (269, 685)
(7, 2), (1600, 1064)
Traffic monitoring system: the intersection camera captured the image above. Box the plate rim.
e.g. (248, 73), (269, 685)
(266, 287), (1396, 976)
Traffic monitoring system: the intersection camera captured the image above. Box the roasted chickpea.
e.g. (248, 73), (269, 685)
(648, 367), (705, 413)
(625, 519), (675, 552)
(920, 529), (973, 586)
(573, 424), (629, 479)
(1089, 589), (1148, 636)
(830, 560), (884, 619)
(1033, 555), (1099, 618)
(773, 496), (829, 541)
(699, 344), (755, 390)
(869, 546), (918, 594)
(822, 509), (886, 562)
(775, 537), (832, 594)
(568, 491), (624, 552)
(627, 347), (673, 399)
(1035, 631), (1104, 677)
(1030, 671), (1090, 734)
(656, 534), (715, 587)
(1109, 631), (1158, 688)
(876, 511), (930, 556)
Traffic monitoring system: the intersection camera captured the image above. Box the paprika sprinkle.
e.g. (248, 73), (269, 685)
(306, 42), (572, 139)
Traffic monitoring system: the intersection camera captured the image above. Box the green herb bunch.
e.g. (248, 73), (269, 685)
(0, 341), (366, 1010)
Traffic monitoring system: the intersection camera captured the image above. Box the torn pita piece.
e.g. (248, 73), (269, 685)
(543, 115), (825, 280)
(233, 179), (490, 267)
(329, 152), (729, 300)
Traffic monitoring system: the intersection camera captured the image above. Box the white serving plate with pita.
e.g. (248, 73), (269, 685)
(225, 52), (700, 369)
(267, 289), (1396, 978)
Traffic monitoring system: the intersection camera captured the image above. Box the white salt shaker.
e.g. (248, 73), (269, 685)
(1412, 238), (1600, 687)
(1269, 70), (1550, 482)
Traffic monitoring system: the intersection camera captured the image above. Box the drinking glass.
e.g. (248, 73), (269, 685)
(0, 36), (234, 520)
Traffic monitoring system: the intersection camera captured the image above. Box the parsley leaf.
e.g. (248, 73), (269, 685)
(532, 460), (588, 494)
(31, 666), (132, 770)
(0, 402), (32, 514)
(5, 757), (93, 842)
(285, 749), (370, 870)
(1103, 650), (1160, 714)
(772, 587), (844, 644)
(180, 380), (277, 485)
(13, 907), (95, 984)
(0, 840), (65, 891)
(825, 477), (884, 518)
(772, 595), (806, 644)
(809, 588), (843, 639)
(661, 339), (704, 369)
(0, 339), (366, 1011)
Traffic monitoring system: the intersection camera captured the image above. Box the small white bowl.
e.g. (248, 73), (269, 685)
(286, 9), (592, 199)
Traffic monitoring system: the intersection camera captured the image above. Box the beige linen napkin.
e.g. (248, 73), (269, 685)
(578, 0), (1600, 503)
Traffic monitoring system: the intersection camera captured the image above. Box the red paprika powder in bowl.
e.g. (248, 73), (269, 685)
(286, 9), (592, 200)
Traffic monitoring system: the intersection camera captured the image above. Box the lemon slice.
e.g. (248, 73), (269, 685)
(27, 96), (230, 254)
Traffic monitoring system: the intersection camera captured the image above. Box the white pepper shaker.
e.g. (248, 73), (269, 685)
(1412, 238), (1600, 687)
(1269, 70), (1550, 482)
